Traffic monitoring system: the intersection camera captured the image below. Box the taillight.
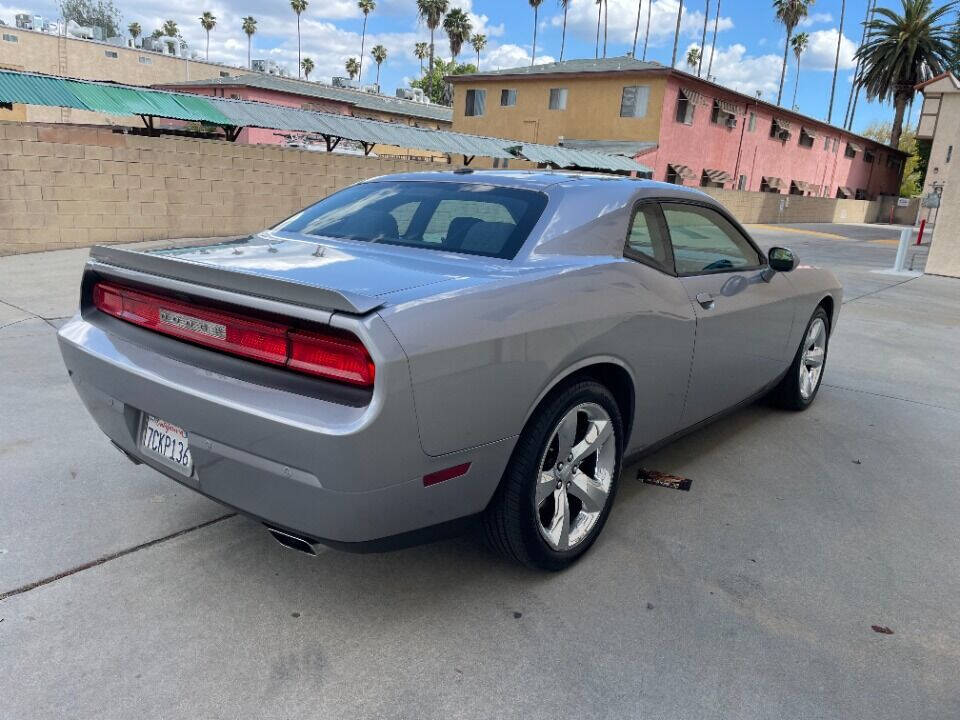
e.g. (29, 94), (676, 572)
(92, 281), (375, 387)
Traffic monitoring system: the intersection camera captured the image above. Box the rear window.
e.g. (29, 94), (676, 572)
(276, 181), (548, 260)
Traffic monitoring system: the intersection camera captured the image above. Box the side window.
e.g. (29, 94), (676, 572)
(662, 204), (762, 274)
(624, 204), (671, 272)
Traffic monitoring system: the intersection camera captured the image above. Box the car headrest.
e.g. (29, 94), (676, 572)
(344, 210), (398, 241)
(444, 217), (482, 250)
(458, 221), (516, 255)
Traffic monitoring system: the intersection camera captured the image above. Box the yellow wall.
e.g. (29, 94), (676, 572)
(451, 75), (666, 144)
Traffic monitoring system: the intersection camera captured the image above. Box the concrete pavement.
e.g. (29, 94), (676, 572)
(1, 226), (958, 719)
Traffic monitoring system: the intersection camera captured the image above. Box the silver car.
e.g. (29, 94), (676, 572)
(58, 171), (841, 570)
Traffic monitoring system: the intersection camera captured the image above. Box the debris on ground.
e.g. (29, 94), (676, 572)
(871, 625), (894, 635)
(638, 469), (692, 492)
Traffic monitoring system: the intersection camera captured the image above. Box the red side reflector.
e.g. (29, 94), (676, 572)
(92, 281), (374, 387)
(423, 463), (471, 487)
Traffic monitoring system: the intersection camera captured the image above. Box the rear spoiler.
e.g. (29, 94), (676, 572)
(87, 245), (384, 315)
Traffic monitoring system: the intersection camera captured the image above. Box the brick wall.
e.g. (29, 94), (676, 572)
(0, 121), (440, 255)
(0, 121), (897, 256)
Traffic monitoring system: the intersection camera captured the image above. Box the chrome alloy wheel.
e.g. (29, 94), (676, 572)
(799, 317), (827, 400)
(535, 402), (616, 552)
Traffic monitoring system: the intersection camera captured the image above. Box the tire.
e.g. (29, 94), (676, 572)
(482, 380), (624, 571)
(771, 307), (830, 411)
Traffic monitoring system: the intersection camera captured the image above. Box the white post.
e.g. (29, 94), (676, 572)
(893, 228), (910, 272)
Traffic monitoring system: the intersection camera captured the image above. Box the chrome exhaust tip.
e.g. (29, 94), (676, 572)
(267, 527), (319, 556)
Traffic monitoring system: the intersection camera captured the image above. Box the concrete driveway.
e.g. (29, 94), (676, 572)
(1, 225), (958, 719)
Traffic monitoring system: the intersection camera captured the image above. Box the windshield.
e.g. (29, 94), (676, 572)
(275, 181), (548, 260)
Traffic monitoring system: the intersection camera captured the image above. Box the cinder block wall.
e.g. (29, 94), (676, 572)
(0, 121), (440, 256)
(0, 121), (895, 256)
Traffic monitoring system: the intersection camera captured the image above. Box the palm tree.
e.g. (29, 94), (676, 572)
(301, 56), (315, 80)
(128, 22), (141, 42)
(826, 0), (844, 123)
(241, 16), (257, 70)
(855, 0), (956, 148)
(686, 46), (701, 70)
(357, 0), (375, 83)
(471, 33), (486, 70)
(671, 1), (684, 68)
(414, 41), (429, 75)
(530, 0), (544, 65)
(290, 0), (308, 78)
(642, 0), (652, 60)
(370, 44), (387, 86)
(595, 0), (602, 58)
(199, 12), (216, 62)
(345, 57), (360, 80)
(559, 0), (571, 61)
(443, 8), (472, 65)
(707, 0), (720, 77)
(162, 19), (179, 38)
(773, 0), (815, 106)
(417, 0), (449, 99)
(603, 0), (609, 58)
(790, 31), (808, 108)
(698, 0), (709, 75)
(632, 0), (642, 58)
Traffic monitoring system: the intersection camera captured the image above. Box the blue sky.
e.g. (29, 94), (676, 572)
(1, 0), (927, 133)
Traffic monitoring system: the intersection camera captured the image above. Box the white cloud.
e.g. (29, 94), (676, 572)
(799, 12), (833, 28)
(801, 28), (857, 72)
(695, 43), (783, 101)
(561, 0), (733, 55)
(484, 44), (555, 71)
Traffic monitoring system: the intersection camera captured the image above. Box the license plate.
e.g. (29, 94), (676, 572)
(139, 415), (193, 476)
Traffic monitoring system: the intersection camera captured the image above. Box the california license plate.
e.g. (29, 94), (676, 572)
(139, 415), (193, 476)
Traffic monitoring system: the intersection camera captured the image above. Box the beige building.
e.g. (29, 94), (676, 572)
(916, 73), (960, 278)
(0, 24), (241, 125)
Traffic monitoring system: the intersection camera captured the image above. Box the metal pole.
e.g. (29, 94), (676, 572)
(893, 228), (909, 271)
(915, 218), (926, 246)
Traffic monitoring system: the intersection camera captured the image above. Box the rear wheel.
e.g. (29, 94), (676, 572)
(772, 307), (830, 410)
(483, 380), (623, 571)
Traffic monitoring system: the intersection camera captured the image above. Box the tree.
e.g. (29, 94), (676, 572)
(301, 56), (315, 80)
(199, 12), (216, 62)
(357, 0), (375, 83)
(559, 0), (571, 61)
(707, 0), (720, 77)
(242, 16), (257, 70)
(595, 0), (602, 58)
(345, 57), (360, 80)
(698, 0), (709, 75)
(642, 0), (652, 60)
(827, 0), (845, 123)
(371, 44), (387, 85)
(671, 0), (684, 67)
(790, 31), (808, 108)
(530, 0), (544, 65)
(632, 0), (642, 59)
(861, 121), (926, 195)
(603, 0), (608, 58)
(161, 19), (179, 38)
(291, 0), (308, 78)
(443, 8), (472, 66)
(471, 33), (486, 70)
(686, 46), (701, 70)
(417, 0), (449, 103)
(128, 22), (140, 41)
(59, 0), (121, 38)
(855, 0), (956, 149)
(414, 41), (429, 75)
(411, 57), (475, 104)
(773, 0), (815, 106)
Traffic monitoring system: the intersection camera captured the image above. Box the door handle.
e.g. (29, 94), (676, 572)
(695, 292), (715, 309)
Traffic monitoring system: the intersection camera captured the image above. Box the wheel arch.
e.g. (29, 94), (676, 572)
(817, 293), (836, 333)
(522, 357), (637, 448)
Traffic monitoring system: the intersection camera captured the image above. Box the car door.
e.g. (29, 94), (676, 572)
(616, 202), (697, 450)
(660, 201), (796, 427)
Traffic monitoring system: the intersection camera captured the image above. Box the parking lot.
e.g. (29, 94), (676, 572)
(1, 224), (958, 719)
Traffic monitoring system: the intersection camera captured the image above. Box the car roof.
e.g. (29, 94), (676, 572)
(363, 169), (713, 201)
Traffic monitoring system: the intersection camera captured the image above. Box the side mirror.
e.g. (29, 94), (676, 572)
(768, 246), (798, 272)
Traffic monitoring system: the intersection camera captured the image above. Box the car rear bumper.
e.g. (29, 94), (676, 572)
(57, 314), (515, 546)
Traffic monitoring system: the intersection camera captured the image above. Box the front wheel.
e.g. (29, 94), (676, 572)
(483, 380), (623, 571)
(772, 307), (830, 410)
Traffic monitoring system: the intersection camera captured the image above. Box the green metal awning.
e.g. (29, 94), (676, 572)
(65, 81), (231, 123)
(0, 70), (90, 109)
(172, 93), (233, 124)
